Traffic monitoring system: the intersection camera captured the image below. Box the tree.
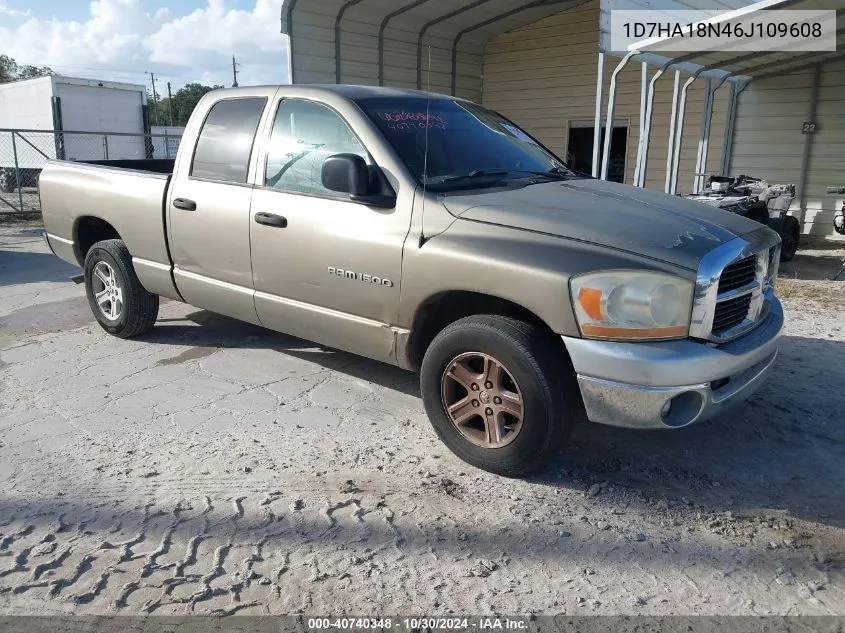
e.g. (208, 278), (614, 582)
(147, 82), (223, 127)
(0, 55), (53, 84)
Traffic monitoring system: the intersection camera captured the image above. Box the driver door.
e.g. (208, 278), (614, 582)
(249, 98), (409, 362)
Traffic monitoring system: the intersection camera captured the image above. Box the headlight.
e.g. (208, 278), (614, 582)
(766, 245), (781, 291)
(570, 271), (694, 341)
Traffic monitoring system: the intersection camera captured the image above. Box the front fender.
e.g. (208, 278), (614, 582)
(398, 218), (695, 337)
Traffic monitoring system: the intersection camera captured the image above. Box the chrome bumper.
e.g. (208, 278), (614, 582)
(563, 297), (783, 429)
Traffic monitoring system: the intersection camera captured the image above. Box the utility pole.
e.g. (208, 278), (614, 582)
(167, 81), (174, 127)
(232, 55), (239, 88)
(146, 71), (160, 126)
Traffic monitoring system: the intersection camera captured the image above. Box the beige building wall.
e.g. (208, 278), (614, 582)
(482, 0), (730, 194)
(731, 59), (845, 237)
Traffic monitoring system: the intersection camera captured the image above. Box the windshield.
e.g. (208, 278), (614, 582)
(355, 96), (576, 191)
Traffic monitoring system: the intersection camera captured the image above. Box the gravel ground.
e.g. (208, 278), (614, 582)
(0, 224), (843, 616)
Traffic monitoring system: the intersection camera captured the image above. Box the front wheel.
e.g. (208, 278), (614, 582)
(420, 315), (578, 477)
(84, 239), (159, 338)
(780, 216), (800, 262)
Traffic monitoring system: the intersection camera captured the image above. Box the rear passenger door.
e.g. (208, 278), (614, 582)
(168, 92), (275, 324)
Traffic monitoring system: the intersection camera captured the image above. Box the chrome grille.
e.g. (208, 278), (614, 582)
(712, 293), (753, 332)
(689, 228), (781, 343)
(717, 256), (756, 293)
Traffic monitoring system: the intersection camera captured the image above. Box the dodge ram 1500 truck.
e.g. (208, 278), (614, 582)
(40, 85), (783, 476)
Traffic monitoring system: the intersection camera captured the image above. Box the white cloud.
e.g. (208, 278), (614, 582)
(0, 0), (289, 89)
(0, 0), (30, 18)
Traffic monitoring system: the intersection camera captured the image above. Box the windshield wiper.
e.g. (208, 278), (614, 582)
(435, 169), (509, 183)
(425, 169), (510, 188)
(506, 168), (577, 180)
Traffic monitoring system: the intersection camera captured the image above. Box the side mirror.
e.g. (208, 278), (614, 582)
(322, 153), (369, 197)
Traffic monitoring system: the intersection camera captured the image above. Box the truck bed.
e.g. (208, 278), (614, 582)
(40, 159), (181, 301)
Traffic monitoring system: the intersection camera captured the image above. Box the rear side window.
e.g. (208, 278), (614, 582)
(190, 97), (267, 183)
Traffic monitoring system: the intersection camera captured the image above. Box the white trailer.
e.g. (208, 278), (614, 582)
(0, 75), (148, 192)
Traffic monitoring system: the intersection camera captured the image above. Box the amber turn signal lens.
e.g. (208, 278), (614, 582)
(580, 324), (689, 340)
(577, 287), (604, 321)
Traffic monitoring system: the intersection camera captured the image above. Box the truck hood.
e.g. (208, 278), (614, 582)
(442, 178), (763, 271)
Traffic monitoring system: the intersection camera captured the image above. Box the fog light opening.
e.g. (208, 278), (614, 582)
(661, 391), (705, 428)
(711, 377), (730, 391)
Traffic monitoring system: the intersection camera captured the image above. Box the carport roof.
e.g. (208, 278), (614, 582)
(623, 0), (845, 79)
(281, 0), (845, 93)
(280, 0), (592, 90)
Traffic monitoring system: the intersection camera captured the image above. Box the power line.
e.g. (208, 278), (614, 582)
(22, 60), (236, 88)
(37, 63), (204, 83)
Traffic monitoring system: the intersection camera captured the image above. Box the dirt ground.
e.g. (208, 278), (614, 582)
(0, 223), (843, 616)
(0, 188), (40, 216)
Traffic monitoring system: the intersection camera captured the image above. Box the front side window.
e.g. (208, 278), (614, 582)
(354, 96), (576, 191)
(190, 97), (266, 183)
(264, 99), (366, 197)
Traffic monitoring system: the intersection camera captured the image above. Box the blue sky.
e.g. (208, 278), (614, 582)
(0, 0), (289, 89)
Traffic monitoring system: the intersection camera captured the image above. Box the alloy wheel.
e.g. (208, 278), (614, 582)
(440, 352), (524, 448)
(91, 261), (123, 321)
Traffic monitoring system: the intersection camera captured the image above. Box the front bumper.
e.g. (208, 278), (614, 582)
(563, 297), (783, 429)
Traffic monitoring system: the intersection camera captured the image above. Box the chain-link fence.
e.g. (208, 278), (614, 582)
(0, 129), (182, 215)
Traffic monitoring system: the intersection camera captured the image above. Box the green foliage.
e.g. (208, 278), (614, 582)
(0, 55), (54, 84)
(147, 82), (224, 127)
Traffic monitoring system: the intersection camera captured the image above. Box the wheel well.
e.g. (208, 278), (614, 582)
(75, 217), (121, 263)
(407, 291), (559, 370)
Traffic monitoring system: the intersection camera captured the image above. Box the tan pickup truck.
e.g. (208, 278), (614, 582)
(40, 85), (783, 476)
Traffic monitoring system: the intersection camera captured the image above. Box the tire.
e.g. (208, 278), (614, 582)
(84, 239), (159, 338)
(780, 216), (800, 262)
(420, 315), (578, 477)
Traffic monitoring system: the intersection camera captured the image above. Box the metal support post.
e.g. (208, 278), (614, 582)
(721, 79), (751, 176)
(632, 61), (648, 186)
(664, 71), (681, 193)
(591, 52), (605, 177)
(669, 70), (703, 195)
(797, 64), (822, 230)
(601, 51), (638, 181)
(11, 132), (23, 211)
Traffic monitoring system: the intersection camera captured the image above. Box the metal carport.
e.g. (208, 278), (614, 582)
(281, 0), (845, 235)
(280, 0), (589, 98)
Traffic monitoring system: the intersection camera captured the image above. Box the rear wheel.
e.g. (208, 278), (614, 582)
(780, 216), (800, 262)
(420, 315), (578, 477)
(84, 239), (159, 338)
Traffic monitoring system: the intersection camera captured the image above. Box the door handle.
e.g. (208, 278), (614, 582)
(254, 212), (288, 228)
(173, 198), (197, 211)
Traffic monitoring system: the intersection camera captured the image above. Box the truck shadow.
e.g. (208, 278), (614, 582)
(0, 248), (79, 287)
(537, 332), (845, 529)
(141, 310), (845, 529)
(142, 309), (420, 398)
